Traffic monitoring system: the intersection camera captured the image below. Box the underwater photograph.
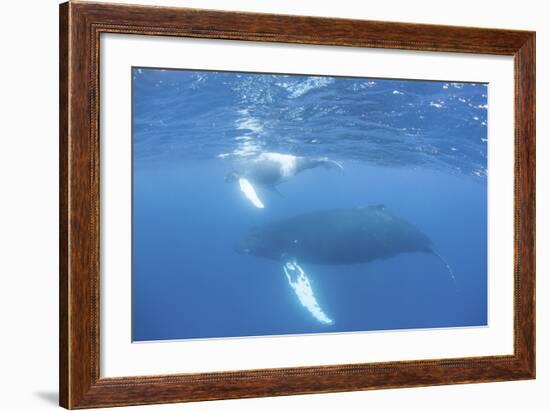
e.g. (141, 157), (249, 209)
(132, 67), (488, 342)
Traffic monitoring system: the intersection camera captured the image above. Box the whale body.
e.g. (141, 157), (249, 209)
(226, 152), (343, 208)
(236, 206), (454, 325)
(237, 206), (434, 264)
(230, 152), (343, 186)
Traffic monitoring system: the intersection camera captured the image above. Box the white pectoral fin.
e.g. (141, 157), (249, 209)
(283, 260), (333, 325)
(238, 178), (265, 209)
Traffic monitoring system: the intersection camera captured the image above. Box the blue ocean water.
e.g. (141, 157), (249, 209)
(132, 68), (488, 341)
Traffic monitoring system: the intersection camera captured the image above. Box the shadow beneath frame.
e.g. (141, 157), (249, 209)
(34, 391), (59, 406)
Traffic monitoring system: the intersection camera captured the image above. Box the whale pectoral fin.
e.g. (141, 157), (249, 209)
(238, 177), (265, 209)
(283, 260), (333, 325)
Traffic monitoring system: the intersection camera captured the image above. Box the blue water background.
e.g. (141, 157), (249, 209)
(132, 68), (488, 341)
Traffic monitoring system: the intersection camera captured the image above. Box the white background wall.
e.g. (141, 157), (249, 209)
(0, 0), (546, 410)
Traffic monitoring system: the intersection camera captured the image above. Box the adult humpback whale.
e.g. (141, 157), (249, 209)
(236, 206), (455, 324)
(226, 152), (343, 209)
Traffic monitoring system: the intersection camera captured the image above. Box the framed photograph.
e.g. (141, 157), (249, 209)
(59, 1), (535, 408)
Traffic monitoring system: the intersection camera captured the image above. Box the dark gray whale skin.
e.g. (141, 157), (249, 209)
(236, 206), (434, 265)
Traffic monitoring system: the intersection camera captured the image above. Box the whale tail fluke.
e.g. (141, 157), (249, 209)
(283, 260), (334, 325)
(318, 158), (344, 173)
(432, 250), (457, 288)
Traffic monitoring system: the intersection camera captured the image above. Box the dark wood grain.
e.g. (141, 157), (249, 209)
(514, 33), (536, 375)
(59, 1), (536, 408)
(59, 2), (69, 407)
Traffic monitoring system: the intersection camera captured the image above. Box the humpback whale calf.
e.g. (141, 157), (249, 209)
(226, 152), (343, 209)
(236, 206), (455, 324)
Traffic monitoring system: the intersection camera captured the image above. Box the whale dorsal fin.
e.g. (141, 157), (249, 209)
(369, 204), (387, 211)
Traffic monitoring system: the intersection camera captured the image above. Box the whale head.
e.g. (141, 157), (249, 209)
(234, 226), (287, 260)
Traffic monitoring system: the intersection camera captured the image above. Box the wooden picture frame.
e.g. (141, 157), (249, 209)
(59, 1), (535, 408)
